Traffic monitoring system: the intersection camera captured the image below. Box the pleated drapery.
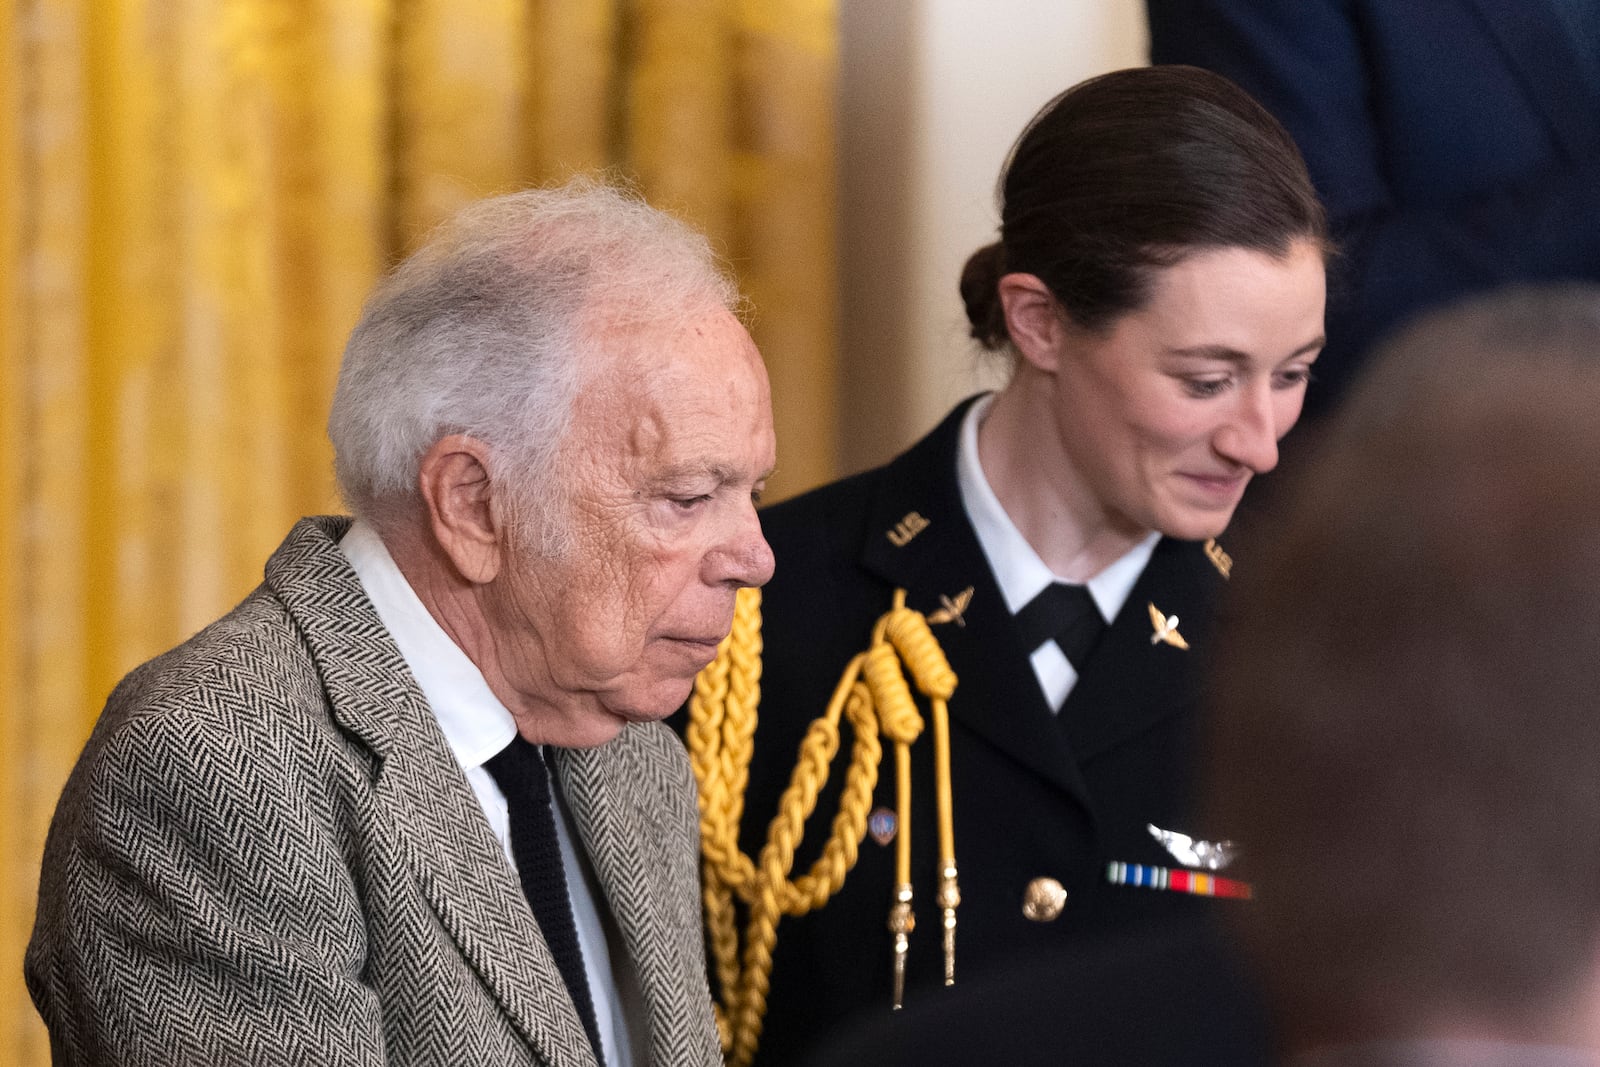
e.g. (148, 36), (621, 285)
(0, 1), (836, 1058)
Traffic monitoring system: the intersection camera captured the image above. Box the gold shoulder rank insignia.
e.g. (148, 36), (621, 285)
(1147, 602), (1189, 650)
(927, 586), (974, 627)
(886, 510), (930, 547)
(1203, 538), (1233, 579)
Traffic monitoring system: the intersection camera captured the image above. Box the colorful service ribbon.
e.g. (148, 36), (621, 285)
(1106, 861), (1253, 900)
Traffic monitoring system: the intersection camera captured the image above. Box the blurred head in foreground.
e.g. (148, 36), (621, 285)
(1209, 285), (1600, 1058)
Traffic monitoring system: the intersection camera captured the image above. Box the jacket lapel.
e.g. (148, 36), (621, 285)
(553, 740), (702, 1066)
(858, 402), (1093, 808)
(1058, 536), (1217, 763)
(1465, 0), (1600, 161)
(266, 517), (598, 1067)
(374, 735), (599, 1067)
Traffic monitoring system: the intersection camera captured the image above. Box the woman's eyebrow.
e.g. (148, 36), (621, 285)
(1165, 337), (1326, 363)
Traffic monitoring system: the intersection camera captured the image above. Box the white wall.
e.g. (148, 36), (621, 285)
(836, 0), (1149, 474)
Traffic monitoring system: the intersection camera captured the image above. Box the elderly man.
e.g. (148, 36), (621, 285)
(26, 181), (775, 1066)
(1210, 286), (1600, 1065)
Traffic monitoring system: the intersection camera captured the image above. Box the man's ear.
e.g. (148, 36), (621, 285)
(998, 272), (1069, 373)
(417, 434), (503, 584)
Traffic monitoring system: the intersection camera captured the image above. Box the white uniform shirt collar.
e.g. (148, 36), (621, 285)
(956, 393), (1158, 622)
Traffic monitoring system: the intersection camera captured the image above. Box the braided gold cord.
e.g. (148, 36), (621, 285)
(688, 586), (959, 1067)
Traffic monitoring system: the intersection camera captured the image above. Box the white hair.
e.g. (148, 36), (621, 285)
(328, 178), (741, 553)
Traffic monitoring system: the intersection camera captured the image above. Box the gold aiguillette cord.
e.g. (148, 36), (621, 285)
(873, 598), (961, 1006)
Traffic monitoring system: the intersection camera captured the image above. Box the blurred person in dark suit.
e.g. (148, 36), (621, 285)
(1147, 1), (1600, 421)
(801, 921), (1270, 1066)
(1210, 285), (1600, 1066)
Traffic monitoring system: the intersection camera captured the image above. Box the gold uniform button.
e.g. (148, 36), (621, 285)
(1022, 877), (1068, 922)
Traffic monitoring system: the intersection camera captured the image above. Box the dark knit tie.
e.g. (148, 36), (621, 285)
(484, 737), (605, 1064)
(1014, 582), (1106, 673)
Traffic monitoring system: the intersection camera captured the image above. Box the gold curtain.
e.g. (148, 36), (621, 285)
(0, 0), (836, 1058)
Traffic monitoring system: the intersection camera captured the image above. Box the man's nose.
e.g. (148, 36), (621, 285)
(713, 502), (776, 588)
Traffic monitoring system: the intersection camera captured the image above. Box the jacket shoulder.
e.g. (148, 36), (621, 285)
(105, 586), (321, 725)
(761, 397), (975, 562)
(760, 463), (884, 556)
(47, 582), (357, 845)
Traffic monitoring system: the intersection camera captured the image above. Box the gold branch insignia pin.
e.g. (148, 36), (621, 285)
(1147, 602), (1189, 650)
(927, 587), (974, 627)
(1204, 538), (1233, 579)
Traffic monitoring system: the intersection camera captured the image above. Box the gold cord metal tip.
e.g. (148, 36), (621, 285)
(889, 882), (915, 1009)
(937, 863), (960, 985)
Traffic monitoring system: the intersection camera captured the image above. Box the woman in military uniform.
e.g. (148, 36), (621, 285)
(690, 65), (1328, 1065)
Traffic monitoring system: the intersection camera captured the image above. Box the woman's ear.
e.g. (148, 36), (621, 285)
(998, 272), (1069, 373)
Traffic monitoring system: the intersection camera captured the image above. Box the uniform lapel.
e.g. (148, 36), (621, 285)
(1059, 537), (1218, 763)
(266, 517), (598, 1067)
(858, 403), (1093, 808)
(1465, 0), (1600, 160)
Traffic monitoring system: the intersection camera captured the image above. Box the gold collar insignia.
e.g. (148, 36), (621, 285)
(886, 510), (930, 547)
(1147, 602), (1189, 650)
(927, 587), (974, 627)
(1203, 538), (1232, 579)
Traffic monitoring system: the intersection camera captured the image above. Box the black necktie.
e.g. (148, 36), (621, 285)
(483, 737), (605, 1064)
(1014, 582), (1106, 673)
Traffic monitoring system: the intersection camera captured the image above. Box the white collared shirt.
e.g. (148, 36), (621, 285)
(340, 520), (641, 1067)
(956, 395), (1160, 710)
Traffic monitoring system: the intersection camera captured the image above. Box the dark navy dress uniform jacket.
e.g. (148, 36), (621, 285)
(736, 399), (1248, 1065)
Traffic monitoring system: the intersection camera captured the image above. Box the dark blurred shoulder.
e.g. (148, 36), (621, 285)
(801, 922), (1273, 1067)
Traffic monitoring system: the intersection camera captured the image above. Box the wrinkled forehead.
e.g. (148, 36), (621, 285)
(562, 305), (768, 456)
(583, 304), (762, 386)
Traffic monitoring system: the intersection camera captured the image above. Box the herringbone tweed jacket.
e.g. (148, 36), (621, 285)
(26, 516), (722, 1067)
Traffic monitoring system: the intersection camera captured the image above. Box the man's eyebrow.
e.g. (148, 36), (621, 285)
(652, 461), (774, 486)
(1166, 337), (1326, 363)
